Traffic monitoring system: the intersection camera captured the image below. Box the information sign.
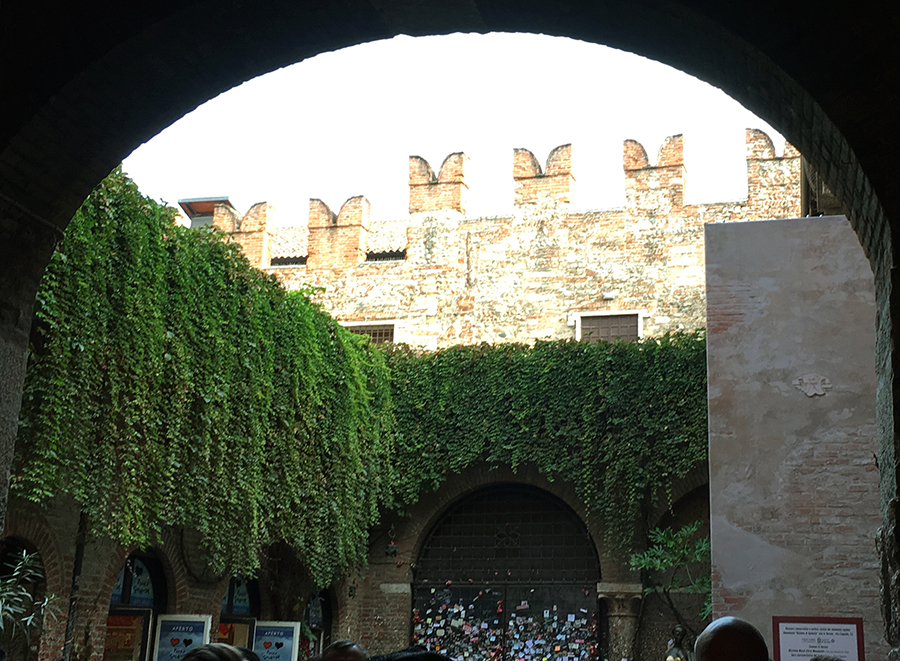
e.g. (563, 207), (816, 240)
(153, 614), (212, 661)
(253, 621), (303, 661)
(773, 616), (864, 661)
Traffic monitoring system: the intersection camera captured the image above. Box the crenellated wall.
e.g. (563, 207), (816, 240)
(306, 196), (371, 270)
(409, 152), (469, 215)
(213, 201), (274, 268)
(218, 129), (801, 349)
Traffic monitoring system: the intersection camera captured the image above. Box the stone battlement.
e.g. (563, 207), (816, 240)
(208, 128), (801, 347)
(211, 129), (798, 273)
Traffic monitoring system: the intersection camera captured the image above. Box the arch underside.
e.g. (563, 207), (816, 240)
(2, 0), (900, 655)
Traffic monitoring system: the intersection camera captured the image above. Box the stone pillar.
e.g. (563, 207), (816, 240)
(0, 197), (61, 532)
(877, 260), (900, 661)
(598, 583), (642, 661)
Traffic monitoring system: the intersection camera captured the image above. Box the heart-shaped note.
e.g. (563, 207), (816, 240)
(264, 642), (273, 649)
(170, 639), (180, 646)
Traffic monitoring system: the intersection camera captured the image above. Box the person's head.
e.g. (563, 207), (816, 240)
(182, 643), (245, 661)
(236, 647), (262, 661)
(323, 640), (367, 661)
(695, 617), (769, 661)
(365, 649), (450, 661)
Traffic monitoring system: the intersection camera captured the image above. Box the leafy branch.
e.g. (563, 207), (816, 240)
(0, 549), (56, 643)
(630, 520), (711, 636)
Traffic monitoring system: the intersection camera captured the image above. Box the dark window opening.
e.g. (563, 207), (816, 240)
(580, 314), (639, 342)
(271, 255), (308, 266)
(303, 589), (334, 656)
(366, 250), (406, 262)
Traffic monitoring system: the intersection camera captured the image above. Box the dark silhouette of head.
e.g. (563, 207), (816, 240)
(236, 646), (262, 661)
(695, 617), (769, 661)
(182, 643), (245, 661)
(323, 640), (367, 661)
(366, 646), (451, 661)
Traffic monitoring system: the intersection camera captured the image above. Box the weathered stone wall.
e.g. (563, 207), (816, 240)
(221, 130), (800, 349)
(706, 216), (885, 656)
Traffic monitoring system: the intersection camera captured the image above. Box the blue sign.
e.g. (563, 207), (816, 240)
(253, 622), (301, 661)
(154, 616), (210, 661)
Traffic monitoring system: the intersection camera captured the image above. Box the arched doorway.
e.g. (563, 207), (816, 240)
(103, 551), (168, 661)
(413, 485), (601, 661)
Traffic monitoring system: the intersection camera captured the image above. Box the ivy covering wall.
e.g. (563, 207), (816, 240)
(385, 336), (707, 549)
(13, 168), (394, 584)
(12, 168), (707, 586)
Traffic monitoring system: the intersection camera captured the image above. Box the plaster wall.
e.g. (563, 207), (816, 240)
(706, 216), (885, 656)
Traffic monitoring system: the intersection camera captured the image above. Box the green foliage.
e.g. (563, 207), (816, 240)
(14, 168), (394, 584)
(13, 166), (708, 587)
(0, 549), (55, 641)
(384, 334), (707, 550)
(630, 520), (712, 632)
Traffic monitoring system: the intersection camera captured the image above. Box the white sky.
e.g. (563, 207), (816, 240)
(123, 32), (787, 225)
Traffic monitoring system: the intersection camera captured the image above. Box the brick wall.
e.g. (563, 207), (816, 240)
(307, 196), (371, 270)
(410, 153), (468, 215)
(2, 498), (242, 661)
(5, 131), (801, 660)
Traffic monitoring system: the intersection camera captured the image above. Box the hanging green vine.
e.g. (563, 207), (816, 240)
(14, 167), (707, 586)
(13, 168), (394, 585)
(384, 334), (707, 550)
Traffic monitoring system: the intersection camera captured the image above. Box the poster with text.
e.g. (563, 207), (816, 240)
(253, 621), (302, 661)
(773, 616), (864, 661)
(153, 615), (212, 661)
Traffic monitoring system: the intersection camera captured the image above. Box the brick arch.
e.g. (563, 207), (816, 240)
(647, 462), (710, 531)
(392, 465), (621, 578)
(1, 505), (69, 660)
(2, 503), (68, 600)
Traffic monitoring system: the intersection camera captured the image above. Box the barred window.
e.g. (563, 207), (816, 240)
(579, 314), (640, 342)
(346, 324), (394, 345)
(366, 250), (406, 262)
(270, 256), (307, 266)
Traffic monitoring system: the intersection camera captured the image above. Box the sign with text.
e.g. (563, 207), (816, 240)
(153, 615), (212, 661)
(773, 616), (864, 661)
(253, 621), (302, 661)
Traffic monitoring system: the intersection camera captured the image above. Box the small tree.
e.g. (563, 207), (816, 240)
(0, 549), (54, 644)
(630, 520), (711, 637)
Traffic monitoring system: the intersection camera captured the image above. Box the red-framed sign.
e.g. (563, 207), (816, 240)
(773, 616), (864, 661)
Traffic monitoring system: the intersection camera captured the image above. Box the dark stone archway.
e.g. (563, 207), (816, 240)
(3, 0), (899, 653)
